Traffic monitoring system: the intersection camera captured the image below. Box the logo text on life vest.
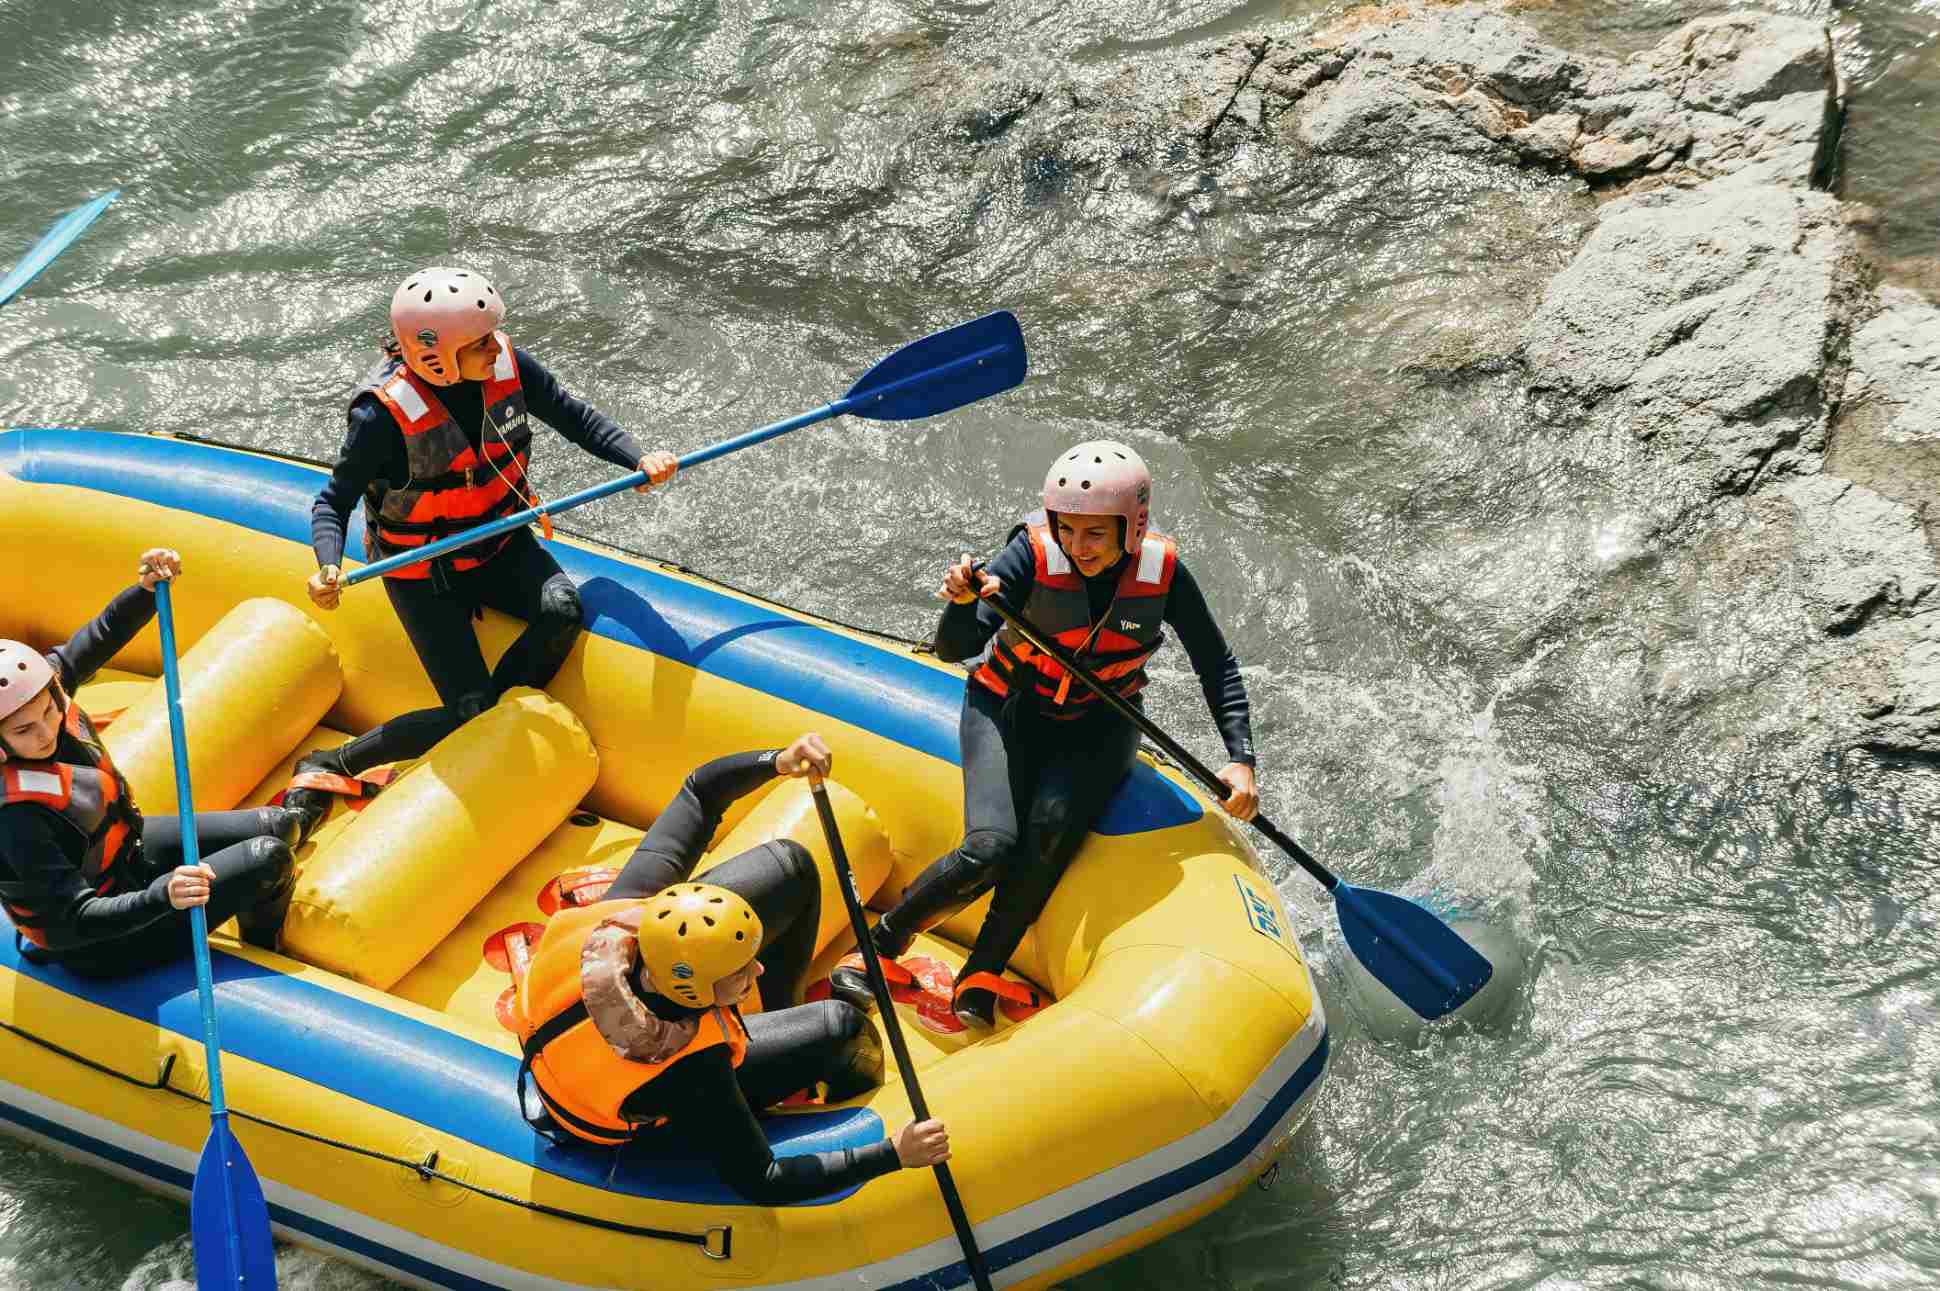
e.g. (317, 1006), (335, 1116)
(1234, 874), (1296, 957)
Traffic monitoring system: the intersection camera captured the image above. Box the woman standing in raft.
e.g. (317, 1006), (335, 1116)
(831, 440), (1260, 1030)
(517, 733), (951, 1203)
(0, 551), (304, 975)
(291, 267), (678, 822)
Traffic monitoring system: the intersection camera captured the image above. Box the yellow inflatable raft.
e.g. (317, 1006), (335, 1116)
(0, 428), (1328, 1291)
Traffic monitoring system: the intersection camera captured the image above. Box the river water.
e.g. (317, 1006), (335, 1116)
(2, 0), (1938, 1287)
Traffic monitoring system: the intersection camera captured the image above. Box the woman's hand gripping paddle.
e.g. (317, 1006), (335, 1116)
(806, 772), (997, 1291)
(971, 577), (1492, 1021)
(153, 583), (279, 1290)
(344, 311), (1029, 586)
(0, 191), (119, 309)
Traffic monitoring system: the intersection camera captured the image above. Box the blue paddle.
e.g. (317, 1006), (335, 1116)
(973, 583), (1492, 1020)
(344, 310), (1028, 586)
(153, 582), (280, 1289)
(0, 190), (119, 309)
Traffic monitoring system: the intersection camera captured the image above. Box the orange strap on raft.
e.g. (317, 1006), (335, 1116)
(954, 971), (1047, 1019)
(836, 951), (915, 988)
(274, 765), (395, 810)
(537, 868), (623, 916)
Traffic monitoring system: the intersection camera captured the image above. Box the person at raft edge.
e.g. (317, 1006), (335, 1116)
(516, 732), (951, 1204)
(829, 440), (1260, 1031)
(291, 266), (678, 823)
(0, 550), (305, 976)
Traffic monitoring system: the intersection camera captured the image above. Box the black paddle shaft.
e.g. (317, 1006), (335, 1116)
(807, 781), (997, 1291)
(970, 580), (1341, 895)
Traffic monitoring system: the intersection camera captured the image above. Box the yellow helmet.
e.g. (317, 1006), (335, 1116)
(637, 883), (762, 1007)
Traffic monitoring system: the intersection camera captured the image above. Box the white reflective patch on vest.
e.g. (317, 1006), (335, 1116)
(1042, 535), (1072, 576)
(493, 335), (514, 381)
(1136, 537), (1165, 584)
(385, 375), (431, 423)
(13, 769), (61, 797)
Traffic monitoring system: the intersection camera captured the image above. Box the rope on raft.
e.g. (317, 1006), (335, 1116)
(0, 1016), (732, 1258)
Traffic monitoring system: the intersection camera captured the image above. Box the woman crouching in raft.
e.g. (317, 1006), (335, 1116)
(515, 733), (949, 1202)
(832, 440), (1260, 1029)
(0, 550), (305, 975)
(291, 267), (678, 822)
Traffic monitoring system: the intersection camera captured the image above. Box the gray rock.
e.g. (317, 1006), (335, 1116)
(1780, 475), (1938, 634)
(1521, 180), (1865, 493)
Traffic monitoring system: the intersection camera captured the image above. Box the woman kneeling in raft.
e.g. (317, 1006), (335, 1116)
(291, 266), (678, 822)
(516, 733), (950, 1203)
(831, 440), (1261, 1030)
(0, 551), (305, 975)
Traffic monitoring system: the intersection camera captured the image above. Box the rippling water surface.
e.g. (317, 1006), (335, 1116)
(2, 1), (1938, 1288)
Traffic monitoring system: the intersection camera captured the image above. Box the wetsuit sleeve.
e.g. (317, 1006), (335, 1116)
(1164, 560), (1256, 767)
(931, 530), (1038, 664)
(645, 1048), (903, 1203)
(310, 395), (398, 569)
(48, 584), (156, 691)
(514, 349), (647, 472)
(608, 751), (784, 898)
(0, 808), (173, 943)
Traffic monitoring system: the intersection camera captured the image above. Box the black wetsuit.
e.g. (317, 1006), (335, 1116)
(0, 585), (297, 976)
(307, 349), (646, 776)
(868, 530), (1256, 1017)
(567, 751), (898, 1204)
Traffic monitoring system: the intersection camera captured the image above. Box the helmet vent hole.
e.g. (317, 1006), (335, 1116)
(456, 271), (468, 277)
(1057, 477), (1067, 486)
(708, 896), (723, 904)
(447, 284), (459, 293)
(1092, 456), (1102, 463)
(1080, 480), (1091, 489)
(702, 915), (716, 927)
(421, 290), (433, 303)
(735, 931), (746, 941)
(477, 300), (488, 308)
(677, 921), (688, 936)
(656, 909), (670, 919)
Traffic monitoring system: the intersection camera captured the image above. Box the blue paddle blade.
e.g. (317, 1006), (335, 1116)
(0, 190), (119, 308)
(192, 1118), (278, 1290)
(844, 310), (1027, 420)
(1333, 883), (1493, 1021)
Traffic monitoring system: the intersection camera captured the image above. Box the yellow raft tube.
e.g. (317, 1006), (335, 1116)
(0, 428), (1327, 1291)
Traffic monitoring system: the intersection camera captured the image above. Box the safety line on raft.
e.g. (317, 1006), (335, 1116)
(0, 1016), (732, 1257)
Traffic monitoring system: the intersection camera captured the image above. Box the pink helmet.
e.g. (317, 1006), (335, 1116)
(389, 267), (505, 386)
(0, 640), (55, 724)
(1042, 440), (1152, 555)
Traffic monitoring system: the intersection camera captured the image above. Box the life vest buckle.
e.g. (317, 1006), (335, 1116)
(702, 1226), (733, 1261)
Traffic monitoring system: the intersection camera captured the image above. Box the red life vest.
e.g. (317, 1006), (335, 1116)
(972, 514), (1177, 715)
(0, 702), (142, 948)
(359, 331), (536, 581)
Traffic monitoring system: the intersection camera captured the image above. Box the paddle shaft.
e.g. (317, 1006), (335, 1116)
(342, 340), (1011, 586)
(153, 584), (248, 1280)
(807, 779), (996, 1291)
(970, 584), (1340, 893)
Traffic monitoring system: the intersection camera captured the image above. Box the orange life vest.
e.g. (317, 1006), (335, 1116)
(0, 702), (142, 947)
(972, 514), (1178, 715)
(516, 899), (750, 1146)
(359, 331), (535, 581)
